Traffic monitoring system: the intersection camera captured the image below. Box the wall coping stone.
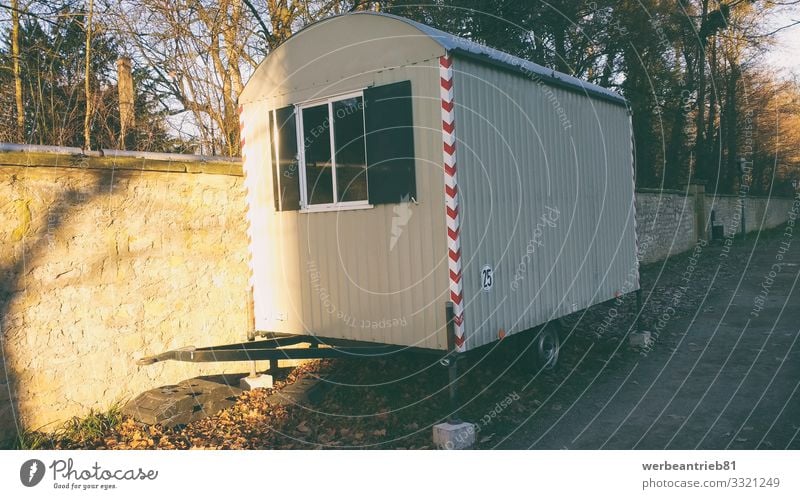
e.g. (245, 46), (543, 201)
(0, 146), (242, 177)
(636, 188), (691, 196)
(637, 188), (794, 200)
(705, 192), (794, 200)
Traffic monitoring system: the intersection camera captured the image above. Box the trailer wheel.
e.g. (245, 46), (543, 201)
(532, 322), (560, 371)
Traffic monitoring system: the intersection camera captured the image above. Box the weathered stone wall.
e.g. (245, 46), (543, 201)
(704, 194), (795, 238)
(636, 188), (796, 264)
(635, 189), (698, 264)
(0, 154), (254, 444)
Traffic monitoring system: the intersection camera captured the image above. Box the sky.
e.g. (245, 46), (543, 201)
(764, 8), (800, 78)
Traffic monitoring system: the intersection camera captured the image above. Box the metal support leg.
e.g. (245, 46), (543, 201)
(635, 288), (643, 333)
(445, 302), (462, 425)
(268, 359), (280, 377)
(447, 356), (462, 425)
(246, 285), (256, 341)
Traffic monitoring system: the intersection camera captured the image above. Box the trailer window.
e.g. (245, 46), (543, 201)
(302, 104), (335, 205)
(333, 97), (368, 203)
(297, 92), (369, 209)
(273, 82), (416, 212)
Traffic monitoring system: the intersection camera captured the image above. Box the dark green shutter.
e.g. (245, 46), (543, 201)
(269, 111), (280, 211)
(272, 106), (301, 211)
(364, 81), (417, 204)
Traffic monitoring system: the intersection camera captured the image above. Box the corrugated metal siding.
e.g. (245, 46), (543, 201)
(245, 62), (448, 351)
(453, 56), (638, 350)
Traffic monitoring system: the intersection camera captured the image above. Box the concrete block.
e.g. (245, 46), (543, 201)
(629, 330), (654, 349)
(239, 374), (274, 391)
(432, 422), (476, 450)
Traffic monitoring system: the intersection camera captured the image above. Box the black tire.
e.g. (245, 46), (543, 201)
(530, 321), (561, 371)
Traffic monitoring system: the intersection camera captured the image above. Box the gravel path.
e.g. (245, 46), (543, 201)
(493, 226), (800, 449)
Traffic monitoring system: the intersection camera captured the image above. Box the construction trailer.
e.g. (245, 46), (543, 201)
(142, 12), (638, 387)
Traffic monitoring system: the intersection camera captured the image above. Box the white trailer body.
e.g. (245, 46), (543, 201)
(237, 12), (639, 353)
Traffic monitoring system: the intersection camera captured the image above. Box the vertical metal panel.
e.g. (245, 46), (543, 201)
(453, 56), (638, 350)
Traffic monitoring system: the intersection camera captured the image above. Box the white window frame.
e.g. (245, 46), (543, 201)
(296, 90), (371, 213)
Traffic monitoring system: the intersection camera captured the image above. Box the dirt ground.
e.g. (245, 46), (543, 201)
(491, 225), (800, 449)
(34, 225), (800, 450)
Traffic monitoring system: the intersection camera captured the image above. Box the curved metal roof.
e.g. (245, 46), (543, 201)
(350, 12), (626, 106)
(241, 12), (626, 107)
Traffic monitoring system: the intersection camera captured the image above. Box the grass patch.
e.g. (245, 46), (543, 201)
(15, 401), (125, 449)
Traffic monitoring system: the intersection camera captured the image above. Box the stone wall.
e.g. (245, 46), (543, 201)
(635, 189), (698, 264)
(0, 152), (254, 444)
(636, 187), (797, 264)
(704, 194), (796, 238)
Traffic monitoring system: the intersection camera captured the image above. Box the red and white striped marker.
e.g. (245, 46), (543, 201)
(441, 54), (466, 351)
(238, 104), (256, 294)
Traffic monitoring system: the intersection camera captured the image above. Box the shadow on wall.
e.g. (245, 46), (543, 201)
(0, 168), (114, 446)
(0, 162), (252, 447)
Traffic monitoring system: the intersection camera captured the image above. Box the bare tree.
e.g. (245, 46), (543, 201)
(84, 0), (94, 149)
(11, 0), (25, 141)
(108, 0), (355, 155)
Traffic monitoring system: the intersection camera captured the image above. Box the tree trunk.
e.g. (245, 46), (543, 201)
(694, 0), (709, 181)
(84, 0), (95, 151)
(11, 0), (24, 143)
(268, 0), (294, 49)
(552, 24), (569, 73)
(117, 57), (135, 149)
(724, 65), (739, 192)
(665, 96), (688, 187)
(705, 35), (719, 187)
